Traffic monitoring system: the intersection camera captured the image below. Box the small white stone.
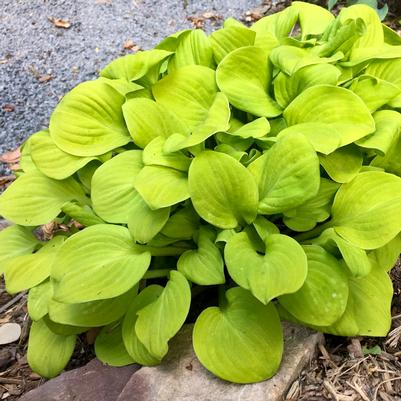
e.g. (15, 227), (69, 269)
(0, 323), (22, 345)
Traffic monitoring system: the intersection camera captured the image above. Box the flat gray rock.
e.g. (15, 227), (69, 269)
(117, 323), (324, 401)
(19, 359), (140, 401)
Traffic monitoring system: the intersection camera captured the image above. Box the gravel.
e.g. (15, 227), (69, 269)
(0, 0), (262, 170)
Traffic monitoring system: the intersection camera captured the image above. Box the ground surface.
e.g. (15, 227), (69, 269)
(0, 0), (267, 174)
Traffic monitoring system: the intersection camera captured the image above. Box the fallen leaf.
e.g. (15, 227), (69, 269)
(187, 16), (205, 29)
(244, 5), (269, 22)
(2, 104), (15, 113)
(41, 221), (57, 240)
(48, 17), (71, 29)
(0, 148), (20, 164)
(123, 40), (141, 52)
(202, 11), (223, 21)
(38, 74), (54, 83)
(0, 324), (21, 346)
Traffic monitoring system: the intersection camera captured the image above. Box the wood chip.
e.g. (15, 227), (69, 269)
(2, 104), (15, 113)
(0, 324), (21, 346)
(48, 17), (71, 29)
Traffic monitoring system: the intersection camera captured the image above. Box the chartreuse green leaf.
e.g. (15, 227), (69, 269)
(29, 130), (98, 180)
(52, 225), (151, 303)
(168, 29), (214, 71)
(122, 285), (163, 366)
(19, 136), (38, 173)
(0, 171), (87, 226)
(98, 76), (143, 96)
(225, 231), (307, 304)
(383, 24), (401, 45)
(153, 65), (218, 131)
(193, 287), (283, 384)
(128, 196), (170, 244)
(91, 151), (143, 223)
(100, 49), (172, 84)
(357, 110), (401, 155)
(188, 151), (258, 229)
(0, 225), (39, 272)
(274, 64), (341, 108)
(49, 80), (130, 157)
(284, 85), (375, 146)
(227, 117), (270, 139)
(135, 271), (191, 359)
(319, 260), (392, 336)
(319, 145), (363, 183)
(349, 75), (401, 112)
(178, 226), (225, 285)
(313, 228), (372, 277)
(162, 92), (230, 153)
(371, 127), (401, 176)
(4, 236), (65, 294)
(369, 234), (401, 272)
(43, 315), (88, 336)
(160, 206), (199, 240)
(248, 133), (320, 214)
(210, 25), (255, 64)
(134, 166), (190, 209)
(60, 202), (104, 226)
(216, 46), (281, 117)
(331, 171), (401, 249)
(95, 322), (135, 367)
(28, 319), (76, 378)
(28, 280), (53, 321)
(252, 216), (280, 241)
(283, 178), (340, 232)
(279, 245), (348, 326)
(123, 98), (188, 149)
(48, 286), (138, 327)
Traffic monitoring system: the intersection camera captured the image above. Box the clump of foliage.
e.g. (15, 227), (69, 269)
(328, 0), (388, 20)
(1, 1), (401, 384)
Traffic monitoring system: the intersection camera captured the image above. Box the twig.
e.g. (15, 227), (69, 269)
(373, 377), (401, 401)
(0, 292), (26, 314)
(0, 377), (23, 385)
(346, 380), (370, 401)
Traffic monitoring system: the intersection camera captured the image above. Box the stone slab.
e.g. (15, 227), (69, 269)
(19, 359), (140, 401)
(117, 323), (324, 401)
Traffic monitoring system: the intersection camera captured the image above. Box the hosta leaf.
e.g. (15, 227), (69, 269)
(216, 46), (281, 117)
(163, 92), (230, 153)
(122, 285), (163, 366)
(248, 133), (320, 214)
(252, 216), (280, 241)
(0, 225), (39, 272)
(188, 151), (258, 229)
(27, 319), (76, 378)
(95, 322), (135, 367)
(134, 166), (189, 209)
(225, 231), (307, 304)
(284, 85), (375, 146)
(331, 171), (401, 249)
(43, 316), (88, 336)
(274, 64), (341, 108)
(210, 26), (255, 64)
(371, 127), (401, 176)
(91, 151), (143, 223)
(0, 172), (86, 226)
(319, 145), (363, 184)
(48, 286), (138, 327)
(123, 98), (187, 149)
(128, 196), (170, 244)
(49, 80), (130, 156)
(52, 225), (151, 303)
(99, 77), (143, 96)
(369, 234), (401, 272)
(320, 261), (392, 336)
(100, 49), (172, 84)
(19, 136), (38, 173)
(283, 178), (340, 232)
(160, 206), (199, 240)
(270, 46), (343, 76)
(60, 202), (104, 226)
(227, 117), (270, 139)
(279, 245), (348, 326)
(143, 137), (191, 172)
(178, 226), (225, 285)
(349, 74), (400, 112)
(152, 65), (218, 131)
(28, 280), (53, 321)
(357, 110), (401, 156)
(135, 271), (191, 359)
(168, 29), (214, 71)
(193, 287), (283, 384)
(4, 236), (65, 294)
(29, 130), (97, 180)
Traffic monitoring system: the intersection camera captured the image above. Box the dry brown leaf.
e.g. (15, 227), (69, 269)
(123, 40), (140, 52)
(187, 16), (205, 29)
(2, 104), (15, 113)
(48, 17), (71, 29)
(0, 148), (20, 164)
(38, 74), (54, 83)
(202, 11), (223, 21)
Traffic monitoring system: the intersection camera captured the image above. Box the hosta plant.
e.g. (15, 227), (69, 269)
(1, 1), (401, 384)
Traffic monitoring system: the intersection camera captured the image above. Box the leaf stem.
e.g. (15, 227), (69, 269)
(143, 269), (172, 279)
(294, 220), (333, 242)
